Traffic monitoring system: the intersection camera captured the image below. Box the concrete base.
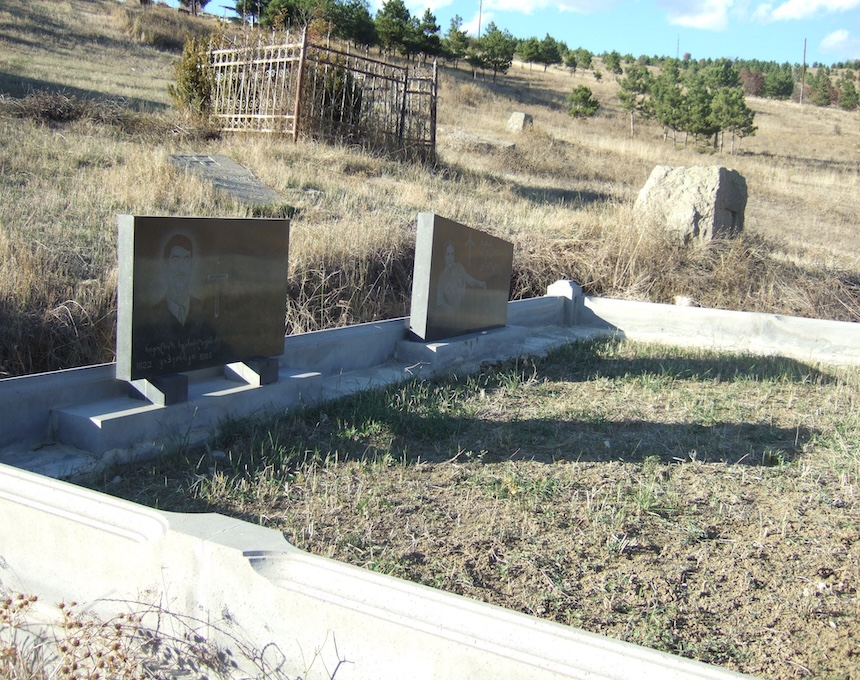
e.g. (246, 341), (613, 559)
(395, 325), (530, 373)
(51, 369), (322, 460)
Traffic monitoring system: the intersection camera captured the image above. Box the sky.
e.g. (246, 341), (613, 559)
(192, 0), (860, 65)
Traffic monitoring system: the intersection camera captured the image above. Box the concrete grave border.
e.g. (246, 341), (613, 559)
(2, 281), (859, 679)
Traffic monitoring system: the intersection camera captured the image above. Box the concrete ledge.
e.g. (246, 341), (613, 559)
(580, 297), (860, 366)
(395, 325), (530, 372)
(3, 285), (859, 481)
(51, 370), (323, 457)
(0, 463), (756, 680)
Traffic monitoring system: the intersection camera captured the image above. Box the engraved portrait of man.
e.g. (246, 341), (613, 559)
(149, 233), (208, 343)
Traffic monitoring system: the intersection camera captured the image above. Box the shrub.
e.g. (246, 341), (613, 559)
(167, 35), (214, 116)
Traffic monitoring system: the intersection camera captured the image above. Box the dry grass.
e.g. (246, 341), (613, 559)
(1, 0), (859, 378)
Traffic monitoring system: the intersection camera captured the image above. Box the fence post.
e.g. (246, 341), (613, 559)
(293, 27), (309, 143)
(398, 65), (408, 144)
(430, 59), (438, 161)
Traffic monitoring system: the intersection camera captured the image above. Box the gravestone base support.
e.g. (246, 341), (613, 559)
(128, 375), (189, 406)
(225, 357), (280, 387)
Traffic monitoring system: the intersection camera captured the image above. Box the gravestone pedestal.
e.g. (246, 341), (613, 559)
(128, 375), (189, 406)
(225, 357), (280, 386)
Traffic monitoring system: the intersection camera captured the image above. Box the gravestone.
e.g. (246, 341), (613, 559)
(170, 155), (282, 207)
(507, 112), (534, 133)
(410, 213), (513, 342)
(116, 215), (290, 388)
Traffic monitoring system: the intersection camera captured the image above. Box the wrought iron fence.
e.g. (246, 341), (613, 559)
(209, 31), (437, 162)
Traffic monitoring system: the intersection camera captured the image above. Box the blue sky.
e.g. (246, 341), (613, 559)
(194, 0), (860, 65)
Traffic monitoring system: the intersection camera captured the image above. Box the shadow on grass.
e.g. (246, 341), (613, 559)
(512, 185), (612, 207)
(92, 337), (834, 518)
(0, 72), (169, 111)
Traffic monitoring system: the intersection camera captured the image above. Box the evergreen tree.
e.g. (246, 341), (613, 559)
(442, 15), (469, 66)
(839, 78), (859, 110)
(603, 50), (622, 75)
(478, 22), (516, 82)
(375, 0), (410, 56)
(417, 8), (441, 62)
(811, 72), (836, 106)
(575, 48), (593, 70)
(705, 58), (739, 89)
(567, 85), (599, 118)
(538, 34), (562, 71)
(683, 74), (718, 145)
(762, 67), (794, 99)
(235, 0), (268, 23)
(179, 0), (210, 15)
(711, 86), (756, 154)
(564, 49), (578, 74)
(517, 37), (542, 68)
(652, 62), (685, 146)
(332, 0), (376, 47)
(617, 63), (653, 138)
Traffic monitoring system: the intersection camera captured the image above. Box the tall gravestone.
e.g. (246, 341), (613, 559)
(410, 213), (513, 342)
(116, 216), (290, 397)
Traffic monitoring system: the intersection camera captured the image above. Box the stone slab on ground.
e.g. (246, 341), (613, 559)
(170, 154), (282, 206)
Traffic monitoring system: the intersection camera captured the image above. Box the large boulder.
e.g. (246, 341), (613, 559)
(634, 165), (747, 242)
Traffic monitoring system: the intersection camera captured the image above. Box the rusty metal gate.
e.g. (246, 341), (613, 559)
(209, 30), (437, 161)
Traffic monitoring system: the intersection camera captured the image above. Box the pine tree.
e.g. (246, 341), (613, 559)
(375, 0), (410, 56)
(652, 63), (684, 146)
(567, 85), (599, 119)
(617, 63), (653, 138)
(711, 86), (756, 154)
(839, 79), (859, 110)
(538, 34), (562, 71)
(442, 16), (469, 66)
(478, 23), (516, 83)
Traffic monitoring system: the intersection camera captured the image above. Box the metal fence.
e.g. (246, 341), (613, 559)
(209, 31), (437, 162)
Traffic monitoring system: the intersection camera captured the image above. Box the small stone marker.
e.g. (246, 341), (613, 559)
(507, 112), (533, 133)
(410, 213), (513, 342)
(170, 154), (282, 206)
(116, 215), (290, 384)
(634, 165), (747, 242)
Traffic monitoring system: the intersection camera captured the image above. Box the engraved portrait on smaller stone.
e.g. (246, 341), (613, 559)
(409, 213), (513, 342)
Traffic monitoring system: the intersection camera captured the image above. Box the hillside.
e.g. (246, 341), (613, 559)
(0, 0), (859, 377)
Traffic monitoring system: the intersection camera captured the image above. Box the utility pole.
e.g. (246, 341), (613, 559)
(799, 38), (807, 105)
(477, 0), (482, 38)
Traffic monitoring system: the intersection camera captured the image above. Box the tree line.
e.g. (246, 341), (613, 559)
(173, 0), (858, 113)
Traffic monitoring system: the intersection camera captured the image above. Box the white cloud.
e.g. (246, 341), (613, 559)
(663, 0), (733, 31)
(822, 28), (851, 49)
(754, 0), (860, 21)
(408, 0), (456, 14)
(462, 11), (493, 36)
(820, 28), (860, 58)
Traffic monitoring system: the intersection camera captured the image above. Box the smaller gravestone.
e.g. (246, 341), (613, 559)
(634, 165), (747, 242)
(507, 112), (534, 133)
(116, 216), (290, 396)
(171, 155), (282, 207)
(410, 213), (513, 342)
